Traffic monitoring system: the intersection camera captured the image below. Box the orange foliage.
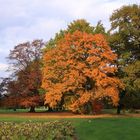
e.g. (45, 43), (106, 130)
(42, 31), (124, 113)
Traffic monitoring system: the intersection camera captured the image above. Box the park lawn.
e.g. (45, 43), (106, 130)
(0, 115), (140, 140)
(75, 117), (140, 140)
(0, 108), (47, 113)
(0, 108), (118, 113)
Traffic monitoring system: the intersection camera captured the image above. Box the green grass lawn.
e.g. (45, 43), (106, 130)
(75, 118), (140, 140)
(0, 108), (47, 113)
(0, 108), (136, 114)
(0, 116), (140, 140)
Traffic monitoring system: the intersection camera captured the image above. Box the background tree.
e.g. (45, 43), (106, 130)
(109, 4), (140, 62)
(42, 31), (124, 114)
(46, 19), (107, 50)
(0, 78), (20, 110)
(7, 40), (45, 112)
(66, 19), (94, 34)
(122, 61), (140, 110)
(109, 4), (140, 113)
(66, 19), (107, 35)
(0, 78), (9, 95)
(0, 78), (8, 107)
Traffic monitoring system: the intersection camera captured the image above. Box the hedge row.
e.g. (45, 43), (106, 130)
(0, 121), (77, 140)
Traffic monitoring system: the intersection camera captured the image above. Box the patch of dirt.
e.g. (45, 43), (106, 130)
(0, 112), (140, 118)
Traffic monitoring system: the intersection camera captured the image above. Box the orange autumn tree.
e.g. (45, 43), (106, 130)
(42, 31), (124, 114)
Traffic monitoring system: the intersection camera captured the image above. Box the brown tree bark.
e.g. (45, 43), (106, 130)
(29, 106), (35, 112)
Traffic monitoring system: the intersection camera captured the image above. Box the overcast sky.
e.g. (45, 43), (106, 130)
(0, 0), (139, 77)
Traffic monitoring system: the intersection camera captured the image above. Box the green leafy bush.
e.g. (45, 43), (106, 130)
(0, 121), (77, 140)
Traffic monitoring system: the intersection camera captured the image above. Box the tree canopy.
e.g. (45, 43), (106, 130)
(42, 31), (124, 113)
(109, 4), (140, 64)
(109, 4), (140, 110)
(5, 40), (45, 112)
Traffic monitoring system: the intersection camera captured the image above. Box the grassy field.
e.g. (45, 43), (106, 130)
(0, 108), (140, 140)
(75, 118), (140, 140)
(0, 108), (47, 113)
(0, 108), (136, 114)
(0, 113), (140, 140)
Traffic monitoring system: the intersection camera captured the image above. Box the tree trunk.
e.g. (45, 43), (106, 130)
(13, 108), (16, 111)
(29, 106), (35, 112)
(117, 90), (126, 114)
(58, 96), (65, 111)
(117, 105), (121, 114)
(48, 106), (53, 112)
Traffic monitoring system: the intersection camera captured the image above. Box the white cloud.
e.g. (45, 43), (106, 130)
(1, 18), (67, 53)
(0, 63), (8, 71)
